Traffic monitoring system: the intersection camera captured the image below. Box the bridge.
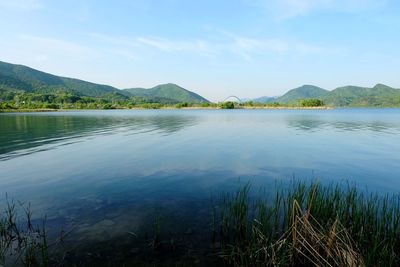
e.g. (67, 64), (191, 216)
(222, 95), (242, 103)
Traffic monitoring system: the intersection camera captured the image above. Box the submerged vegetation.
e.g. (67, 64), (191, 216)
(212, 181), (400, 266)
(0, 199), (50, 266)
(2, 180), (400, 266)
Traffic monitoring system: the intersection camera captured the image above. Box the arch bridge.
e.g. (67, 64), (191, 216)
(222, 95), (242, 103)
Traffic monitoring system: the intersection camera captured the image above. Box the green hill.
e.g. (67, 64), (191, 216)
(267, 83), (400, 107)
(324, 84), (400, 107)
(0, 61), (209, 104)
(0, 61), (128, 98)
(124, 83), (209, 103)
(2, 61), (400, 108)
(276, 85), (329, 104)
(252, 96), (277, 103)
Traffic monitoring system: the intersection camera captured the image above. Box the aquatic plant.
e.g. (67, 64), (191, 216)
(3, 180), (400, 266)
(0, 198), (50, 267)
(212, 181), (400, 266)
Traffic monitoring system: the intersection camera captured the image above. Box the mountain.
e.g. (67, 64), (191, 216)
(0, 60), (129, 98)
(124, 83), (209, 103)
(250, 84), (400, 107)
(252, 96), (277, 103)
(0, 61), (209, 103)
(275, 85), (329, 104)
(270, 83), (400, 107)
(2, 61), (399, 107)
(323, 84), (400, 107)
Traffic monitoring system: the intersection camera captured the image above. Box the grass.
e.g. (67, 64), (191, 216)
(2, 180), (400, 266)
(0, 198), (49, 267)
(211, 181), (400, 266)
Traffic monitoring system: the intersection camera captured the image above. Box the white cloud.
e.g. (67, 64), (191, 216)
(90, 32), (325, 61)
(89, 33), (218, 57)
(136, 37), (216, 56)
(222, 31), (289, 60)
(219, 31), (325, 60)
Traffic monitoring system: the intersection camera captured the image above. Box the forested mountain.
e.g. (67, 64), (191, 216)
(1, 61), (399, 108)
(0, 61), (209, 104)
(253, 84), (400, 107)
(124, 83), (209, 103)
(275, 85), (329, 104)
(0, 61), (127, 97)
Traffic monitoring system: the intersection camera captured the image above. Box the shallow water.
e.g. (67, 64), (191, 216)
(1, 109), (400, 262)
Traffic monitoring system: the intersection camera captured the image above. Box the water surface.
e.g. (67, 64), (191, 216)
(1, 109), (400, 255)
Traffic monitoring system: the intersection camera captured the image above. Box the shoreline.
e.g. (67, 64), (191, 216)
(1, 106), (334, 113)
(4, 106), (400, 113)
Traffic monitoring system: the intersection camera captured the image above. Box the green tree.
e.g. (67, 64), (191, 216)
(220, 101), (235, 109)
(299, 98), (324, 107)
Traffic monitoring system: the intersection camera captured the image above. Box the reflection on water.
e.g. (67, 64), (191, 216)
(287, 117), (400, 133)
(0, 111), (197, 160)
(286, 113), (400, 134)
(0, 109), (400, 263)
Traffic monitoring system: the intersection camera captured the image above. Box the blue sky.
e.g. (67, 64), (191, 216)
(0, 0), (399, 101)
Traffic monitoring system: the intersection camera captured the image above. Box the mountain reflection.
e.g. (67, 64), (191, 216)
(0, 111), (197, 160)
(286, 117), (399, 134)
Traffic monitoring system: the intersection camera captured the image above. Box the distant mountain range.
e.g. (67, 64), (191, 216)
(252, 84), (400, 107)
(0, 61), (209, 104)
(124, 84), (209, 104)
(1, 60), (400, 107)
(252, 96), (279, 103)
(275, 85), (329, 103)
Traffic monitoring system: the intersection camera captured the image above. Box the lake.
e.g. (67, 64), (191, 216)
(1, 109), (400, 264)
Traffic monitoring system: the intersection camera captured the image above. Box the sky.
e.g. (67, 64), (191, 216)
(0, 0), (399, 101)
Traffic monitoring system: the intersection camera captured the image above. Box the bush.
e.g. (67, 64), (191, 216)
(220, 101), (235, 109)
(0, 102), (15, 109)
(176, 102), (189, 108)
(102, 103), (116, 109)
(299, 98), (324, 107)
(141, 103), (162, 109)
(44, 103), (60, 109)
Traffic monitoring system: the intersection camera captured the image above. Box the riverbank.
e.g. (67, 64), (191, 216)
(0, 108), (60, 112)
(0, 106), (334, 113)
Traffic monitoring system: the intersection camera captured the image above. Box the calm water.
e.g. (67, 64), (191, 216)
(1, 109), (400, 252)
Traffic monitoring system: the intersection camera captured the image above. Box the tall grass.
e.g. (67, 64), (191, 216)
(0, 198), (49, 267)
(3, 180), (400, 266)
(212, 181), (400, 266)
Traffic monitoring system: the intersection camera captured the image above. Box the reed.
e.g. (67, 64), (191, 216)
(212, 181), (400, 266)
(0, 198), (49, 267)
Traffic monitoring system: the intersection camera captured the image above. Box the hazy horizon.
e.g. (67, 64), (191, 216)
(1, 0), (399, 101)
